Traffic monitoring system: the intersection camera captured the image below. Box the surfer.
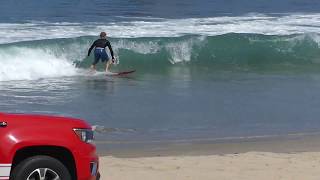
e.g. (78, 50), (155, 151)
(87, 32), (115, 73)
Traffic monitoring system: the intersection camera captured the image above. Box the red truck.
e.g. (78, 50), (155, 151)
(0, 112), (100, 180)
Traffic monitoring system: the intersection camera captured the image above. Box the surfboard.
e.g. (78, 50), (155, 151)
(105, 70), (136, 76)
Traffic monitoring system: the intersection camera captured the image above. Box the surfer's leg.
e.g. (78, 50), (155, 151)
(90, 64), (96, 71)
(105, 60), (112, 72)
(91, 50), (101, 71)
(91, 59), (99, 72)
(91, 58), (99, 71)
(101, 50), (111, 72)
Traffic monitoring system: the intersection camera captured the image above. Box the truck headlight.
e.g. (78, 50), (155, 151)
(73, 128), (94, 143)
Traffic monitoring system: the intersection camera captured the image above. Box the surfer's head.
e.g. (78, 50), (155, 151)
(100, 32), (107, 38)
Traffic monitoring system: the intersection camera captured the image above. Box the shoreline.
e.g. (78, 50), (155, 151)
(96, 131), (320, 157)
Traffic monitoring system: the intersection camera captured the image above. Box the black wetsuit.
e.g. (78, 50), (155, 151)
(88, 38), (114, 58)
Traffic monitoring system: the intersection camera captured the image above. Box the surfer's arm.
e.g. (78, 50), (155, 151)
(87, 41), (96, 56)
(106, 41), (115, 59)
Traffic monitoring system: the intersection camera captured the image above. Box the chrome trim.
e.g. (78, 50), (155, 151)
(90, 162), (98, 176)
(0, 164), (11, 178)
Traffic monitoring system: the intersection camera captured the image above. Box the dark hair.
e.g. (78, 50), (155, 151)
(100, 32), (107, 38)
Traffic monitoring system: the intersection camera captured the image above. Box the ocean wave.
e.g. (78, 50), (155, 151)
(1, 33), (320, 81)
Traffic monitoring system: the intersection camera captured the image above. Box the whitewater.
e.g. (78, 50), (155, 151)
(1, 14), (320, 44)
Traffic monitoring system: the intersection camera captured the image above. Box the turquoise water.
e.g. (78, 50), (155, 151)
(3, 34), (320, 75)
(1, 0), (320, 142)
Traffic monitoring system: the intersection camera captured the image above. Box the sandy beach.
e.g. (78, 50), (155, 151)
(100, 152), (320, 180)
(98, 133), (320, 180)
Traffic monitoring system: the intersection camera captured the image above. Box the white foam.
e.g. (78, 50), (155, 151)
(165, 37), (205, 64)
(0, 47), (77, 81)
(113, 36), (206, 64)
(1, 13), (320, 44)
(115, 40), (161, 54)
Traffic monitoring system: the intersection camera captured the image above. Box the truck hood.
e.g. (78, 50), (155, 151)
(1, 112), (91, 129)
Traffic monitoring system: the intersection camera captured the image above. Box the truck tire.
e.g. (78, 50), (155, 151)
(11, 155), (71, 180)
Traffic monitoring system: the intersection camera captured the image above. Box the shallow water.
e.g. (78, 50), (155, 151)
(2, 70), (320, 142)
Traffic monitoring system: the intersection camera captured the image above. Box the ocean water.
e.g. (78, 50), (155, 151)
(1, 0), (320, 142)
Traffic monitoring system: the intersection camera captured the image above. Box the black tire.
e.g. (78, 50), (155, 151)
(11, 155), (71, 180)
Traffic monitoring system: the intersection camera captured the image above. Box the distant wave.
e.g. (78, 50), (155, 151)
(1, 13), (320, 44)
(1, 33), (320, 81)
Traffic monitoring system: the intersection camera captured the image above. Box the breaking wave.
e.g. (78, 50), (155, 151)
(2, 13), (320, 81)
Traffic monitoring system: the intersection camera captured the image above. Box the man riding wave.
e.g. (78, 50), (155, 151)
(87, 32), (115, 73)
